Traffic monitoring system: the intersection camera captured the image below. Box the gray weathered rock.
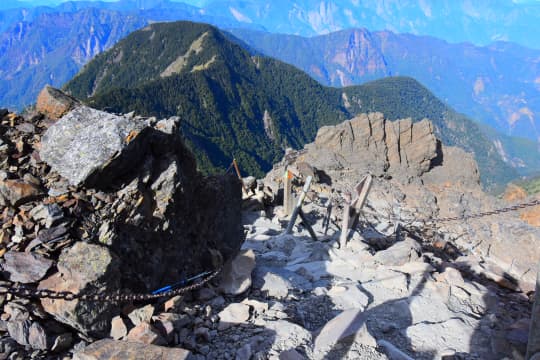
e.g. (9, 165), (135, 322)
(220, 249), (256, 295)
(314, 308), (377, 353)
(373, 237), (421, 266)
(2, 252), (53, 284)
(40, 106), (147, 186)
(218, 303), (251, 330)
(128, 304), (155, 327)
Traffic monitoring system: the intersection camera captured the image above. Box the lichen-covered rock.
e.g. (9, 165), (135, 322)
(40, 106), (147, 186)
(38, 242), (120, 337)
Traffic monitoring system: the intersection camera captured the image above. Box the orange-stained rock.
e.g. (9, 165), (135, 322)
(503, 183), (528, 202)
(127, 322), (166, 345)
(36, 86), (79, 120)
(0, 178), (43, 207)
(73, 339), (190, 360)
(520, 204), (540, 227)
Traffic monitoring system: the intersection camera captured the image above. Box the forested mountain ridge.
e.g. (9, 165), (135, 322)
(228, 27), (540, 146)
(64, 21), (517, 190)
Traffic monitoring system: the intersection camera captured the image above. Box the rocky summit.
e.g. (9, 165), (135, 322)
(0, 92), (539, 359)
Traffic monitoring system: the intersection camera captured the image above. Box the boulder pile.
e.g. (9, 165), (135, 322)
(0, 88), (244, 358)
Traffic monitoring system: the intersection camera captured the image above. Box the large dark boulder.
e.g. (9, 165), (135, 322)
(31, 104), (244, 337)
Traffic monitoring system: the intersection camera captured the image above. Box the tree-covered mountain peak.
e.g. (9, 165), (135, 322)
(64, 20), (517, 190)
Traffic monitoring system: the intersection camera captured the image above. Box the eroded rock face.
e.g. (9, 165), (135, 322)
(265, 113), (539, 290)
(304, 113), (441, 182)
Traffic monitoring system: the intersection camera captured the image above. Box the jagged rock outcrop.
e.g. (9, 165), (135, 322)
(0, 87), (245, 354)
(265, 113), (539, 290)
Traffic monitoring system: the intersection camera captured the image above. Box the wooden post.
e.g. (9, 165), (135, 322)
(339, 175), (373, 248)
(285, 176), (313, 235)
(527, 262), (540, 359)
(232, 158), (248, 195)
(323, 203), (333, 235)
(283, 169), (293, 216)
(339, 202), (351, 248)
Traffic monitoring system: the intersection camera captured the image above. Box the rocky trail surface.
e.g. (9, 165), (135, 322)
(0, 89), (538, 359)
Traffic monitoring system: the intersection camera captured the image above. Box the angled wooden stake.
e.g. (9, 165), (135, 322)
(339, 174), (373, 248)
(232, 158), (248, 195)
(285, 176), (313, 235)
(298, 209), (318, 242)
(323, 203), (333, 236)
(283, 169), (293, 216)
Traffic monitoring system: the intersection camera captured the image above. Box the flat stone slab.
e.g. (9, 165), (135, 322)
(73, 339), (191, 360)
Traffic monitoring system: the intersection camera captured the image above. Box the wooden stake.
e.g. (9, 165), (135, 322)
(285, 176), (313, 235)
(298, 209), (318, 242)
(339, 175), (373, 247)
(323, 203), (333, 235)
(232, 158), (248, 194)
(283, 169), (293, 216)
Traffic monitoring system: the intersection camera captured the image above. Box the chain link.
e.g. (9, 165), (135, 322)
(426, 198), (540, 223)
(0, 268), (221, 303)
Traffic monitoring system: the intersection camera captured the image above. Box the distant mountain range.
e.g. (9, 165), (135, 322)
(229, 27), (540, 146)
(63, 21), (517, 190)
(0, 1), (263, 110)
(200, 0), (540, 49)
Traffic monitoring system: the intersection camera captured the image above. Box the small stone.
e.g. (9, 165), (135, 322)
(128, 304), (154, 326)
(373, 237), (421, 266)
(3, 252), (53, 283)
(127, 322), (167, 345)
(218, 303), (251, 330)
(0, 179), (42, 207)
(235, 343), (252, 360)
(164, 295), (184, 312)
(314, 308), (376, 352)
(7, 320), (31, 346)
(28, 322), (48, 350)
(110, 316), (127, 340)
(50, 333), (72, 353)
(194, 327), (210, 343)
(29, 204), (63, 228)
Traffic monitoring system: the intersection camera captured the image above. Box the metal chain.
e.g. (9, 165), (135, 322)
(427, 198), (540, 223)
(0, 268), (221, 303)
